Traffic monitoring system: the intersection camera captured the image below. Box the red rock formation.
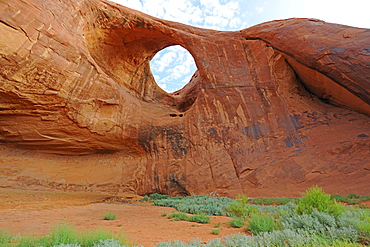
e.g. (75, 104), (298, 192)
(0, 0), (369, 197)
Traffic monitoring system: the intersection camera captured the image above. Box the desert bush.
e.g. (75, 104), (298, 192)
(281, 210), (333, 235)
(211, 229), (221, 235)
(331, 194), (370, 205)
(139, 195), (150, 202)
(9, 222), (128, 247)
(229, 217), (244, 228)
(80, 227), (126, 247)
(255, 201), (297, 218)
(247, 213), (277, 235)
(274, 197), (292, 205)
(49, 222), (79, 245)
(188, 213), (210, 224)
(280, 210), (359, 243)
(327, 202), (347, 217)
(337, 208), (370, 244)
(167, 211), (210, 224)
(348, 193), (361, 199)
(91, 239), (130, 247)
(357, 214), (370, 244)
(155, 195), (233, 216)
(0, 230), (12, 244)
(55, 240), (131, 247)
(296, 185), (346, 216)
(103, 212), (117, 220)
(149, 193), (170, 200)
(155, 238), (202, 247)
(168, 211), (188, 221)
(226, 195), (249, 217)
(296, 185), (333, 214)
(257, 229), (321, 246)
(251, 197), (274, 205)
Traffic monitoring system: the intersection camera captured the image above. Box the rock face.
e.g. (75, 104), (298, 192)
(0, 0), (369, 197)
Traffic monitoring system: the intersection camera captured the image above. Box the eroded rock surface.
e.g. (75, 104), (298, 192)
(0, 0), (369, 197)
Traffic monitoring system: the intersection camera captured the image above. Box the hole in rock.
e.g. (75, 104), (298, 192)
(150, 45), (197, 93)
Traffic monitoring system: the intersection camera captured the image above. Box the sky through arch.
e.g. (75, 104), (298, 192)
(150, 46), (197, 93)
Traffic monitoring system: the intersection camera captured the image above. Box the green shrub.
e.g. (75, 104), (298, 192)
(226, 195), (248, 217)
(139, 195), (150, 202)
(167, 211), (210, 224)
(247, 213), (277, 235)
(250, 198), (264, 205)
(274, 197), (291, 205)
(149, 193), (170, 200)
(168, 211), (189, 221)
(15, 235), (46, 247)
(327, 203), (347, 217)
(251, 197), (274, 205)
(348, 193), (361, 199)
(357, 215), (370, 244)
(50, 222), (79, 245)
(103, 212), (117, 220)
(331, 194), (370, 205)
(297, 185), (334, 214)
(80, 227), (125, 247)
(4, 222), (128, 247)
(214, 222), (221, 228)
(91, 239), (127, 247)
(188, 213), (210, 224)
(155, 238), (202, 247)
(0, 230), (12, 244)
(154, 195), (233, 216)
(229, 217), (244, 228)
(211, 229), (221, 235)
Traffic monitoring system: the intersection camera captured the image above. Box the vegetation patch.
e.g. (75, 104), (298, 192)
(247, 213), (277, 234)
(229, 217), (244, 228)
(151, 186), (370, 247)
(167, 211), (210, 224)
(0, 222), (129, 247)
(331, 193), (370, 205)
(103, 212), (117, 221)
(3, 187), (369, 247)
(211, 229), (221, 235)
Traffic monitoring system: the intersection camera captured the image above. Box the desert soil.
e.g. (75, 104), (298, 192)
(0, 189), (245, 246)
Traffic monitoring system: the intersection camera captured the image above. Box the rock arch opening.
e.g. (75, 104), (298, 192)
(83, 12), (200, 112)
(150, 45), (197, 93)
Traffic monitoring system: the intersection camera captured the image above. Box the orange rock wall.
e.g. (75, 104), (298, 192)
(0, 0), (369, 197)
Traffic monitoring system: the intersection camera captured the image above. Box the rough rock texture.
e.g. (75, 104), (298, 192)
(0, 0), (369, 197)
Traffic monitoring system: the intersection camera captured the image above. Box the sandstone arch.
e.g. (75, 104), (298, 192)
(0, 0), (369, 197)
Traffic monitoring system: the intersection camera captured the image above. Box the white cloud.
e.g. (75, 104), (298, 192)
(152, 51), (176, 72)
(256, 7), (264, 13)
(302, 0), (369, 28)
(229, 17), (242, 28)
(204, 16), (229, 28)
(150, 45), (197, 92)
(158, 83), (167, 90)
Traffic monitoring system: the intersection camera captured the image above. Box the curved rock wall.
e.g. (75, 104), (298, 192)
(0, 0), (369, 197)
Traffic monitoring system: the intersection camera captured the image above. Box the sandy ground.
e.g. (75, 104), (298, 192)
(0, 189), (245, 246)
